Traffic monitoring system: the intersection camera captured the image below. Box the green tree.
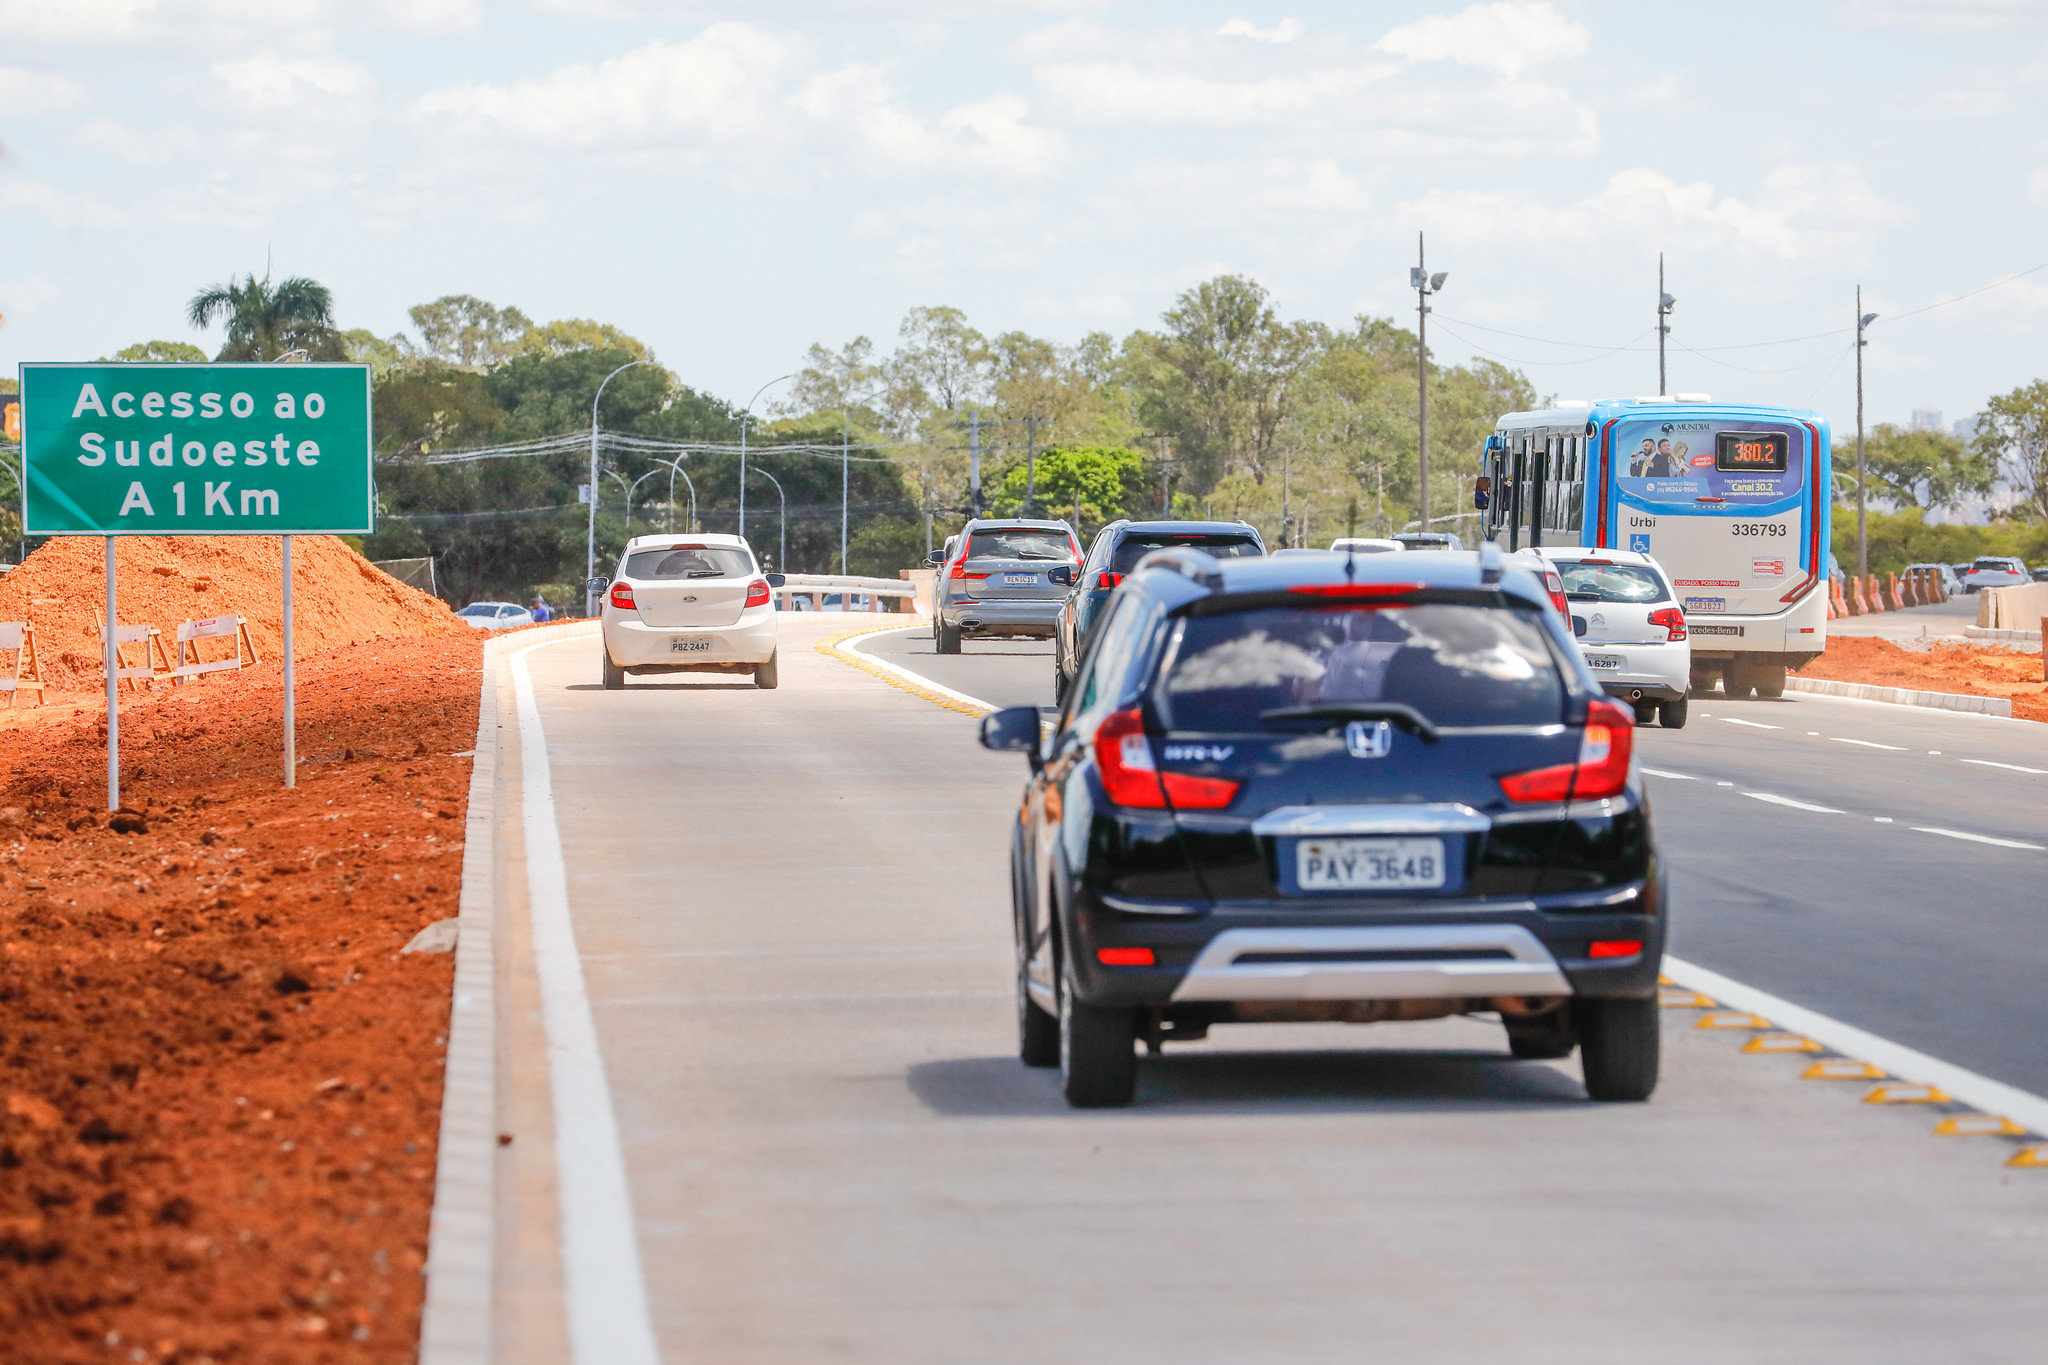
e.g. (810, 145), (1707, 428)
(1976, 379), (2048, 520)
(1840, 422), (1997, 512)
(102, 340), (207, 362)
(409, 294), (533, 369)
(988, 446), (1140, 524)
(342, 329), (406, 380)
(518, 318), (652, 362)
(186, 273), (344, 361)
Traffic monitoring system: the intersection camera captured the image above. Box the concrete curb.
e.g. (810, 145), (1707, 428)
(815, 622), (995, 717)
(1785, 675), (2013, 717)
(1962, 624), (2043, 644)
(420, 620), (600, 1365)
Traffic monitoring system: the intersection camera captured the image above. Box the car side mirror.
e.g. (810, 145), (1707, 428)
(1572, 615), (1588, 638)
(1048, 564), (1075, 586)
(979, 706), (1042, 764)
(924, 552), (945, 567)
(585, 576), (610, 593)
(765, 572), (786, 588)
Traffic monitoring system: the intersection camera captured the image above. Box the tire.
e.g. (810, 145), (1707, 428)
(1018, 952), (1058, 1069)
(754, 650), (780, 689)
(1753, 663), (1786, 699)
(1658, 696), (1689, 729)
(1577, 996), (1660, 1102)
(1632, 700), (1658, 726)
(1052, 660), (1068, 707)
(1059, 949), (1136, 1108)
(937, 621), (962, 655)
(1723, 659), (1758, 699)
(602, 652), (626, 690)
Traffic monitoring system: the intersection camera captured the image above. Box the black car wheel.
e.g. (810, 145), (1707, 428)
(1658, 696), (1688, 728)
(1018, 952), (1058, 1069)
(937, 621), (962, 654)
(602, 652), (625, 690)
(1059, 947), (1136, 1107)
(1576, 996), (1659, 1102)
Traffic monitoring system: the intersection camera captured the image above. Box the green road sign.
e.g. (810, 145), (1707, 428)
(19, 362), (373, 535)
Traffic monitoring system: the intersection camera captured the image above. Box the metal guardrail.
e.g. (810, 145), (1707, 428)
(773, 573), (915, 614)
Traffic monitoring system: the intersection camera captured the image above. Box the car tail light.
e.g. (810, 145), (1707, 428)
(744, 578), (770, 608)
(950, 563), (990, 580)
(1288, 582), (1424, 599)
(1543, 568), (1568, 617)
(1094, 708), (1164, 808)
(1095, 571), (1123, 589)
(1588, 939), (1643, 959)
(1068, 535), (1083, 561)
(1648, 606), (1687, 641)
(1161, 772), (1239, 809)
(609, 582), (636, 610)
(1499, 697), (1634, 803)
(1097, 947), (1155, 966)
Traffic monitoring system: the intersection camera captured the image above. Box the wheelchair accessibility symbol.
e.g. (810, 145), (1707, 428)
(1629, 534), (1651, 553)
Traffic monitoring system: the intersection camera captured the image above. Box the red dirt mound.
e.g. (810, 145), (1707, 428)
(0, 537), (460, 692)
(1796, 636), (2048, 722)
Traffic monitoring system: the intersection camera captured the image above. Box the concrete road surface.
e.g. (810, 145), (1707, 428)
(497, 617), (2048, 1364)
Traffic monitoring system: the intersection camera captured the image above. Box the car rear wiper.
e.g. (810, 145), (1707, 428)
(684, 570), (723, 578)
(1257, 702), (1440, 743)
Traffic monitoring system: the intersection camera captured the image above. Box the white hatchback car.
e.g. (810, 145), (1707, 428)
(1523, 546), (1691, 728)
(595, 534), (784, 690)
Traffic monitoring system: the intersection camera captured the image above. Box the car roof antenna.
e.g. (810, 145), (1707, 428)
(1344, 499), (1358, 582)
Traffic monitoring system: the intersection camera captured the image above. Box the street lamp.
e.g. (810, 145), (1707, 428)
(749, 465), (787, 571)
(588, 358), (651, 615)
(606, 467), (665, 538)
(739, 373), (796, 541)
(1657, 253), (1675, 396)
(653, 457), (698, 534)
(1410, 233), (1448, 530)
(1855, 290), (1879, 579)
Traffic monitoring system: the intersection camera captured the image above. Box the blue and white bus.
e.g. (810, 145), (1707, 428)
(1477, 397), (1832, 697)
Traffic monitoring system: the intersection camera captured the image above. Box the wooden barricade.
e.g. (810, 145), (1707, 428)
(0, 622), (48, 708)
(173, 614), (259, 684)
(96, 614), (174, 692)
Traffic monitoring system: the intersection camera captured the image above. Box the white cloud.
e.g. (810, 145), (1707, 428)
(0, 275), (59, 317)
(1837, 0), (2048, 29)
(0, 0), (154, 43)
(1218, 18), (1303, 44)
(2028, 168), (2048, 208)
(208, 53), (375, 114)
(1624, 73), (1683, 111)
(1376, 1), (1588, 77)
(0, 67), (87, 116)
(0, 179), (125, 228)
(0, 0), (477, 44)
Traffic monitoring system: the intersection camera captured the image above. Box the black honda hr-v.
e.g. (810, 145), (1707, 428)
(979, 543), (1663, 1108)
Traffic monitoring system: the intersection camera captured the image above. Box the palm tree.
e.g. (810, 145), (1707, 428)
(187, 274), (344, 362)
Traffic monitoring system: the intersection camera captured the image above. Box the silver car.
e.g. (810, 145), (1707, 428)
(930, 518), (1080, 654)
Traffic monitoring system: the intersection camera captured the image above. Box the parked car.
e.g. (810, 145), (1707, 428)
(980, 541), (1663, 1108)
(1393, 531), (1464, 552)
(1961, 557), (2029, 593)
(2033, 567), (2048, 583)
(930, 519), (1081, 654)
(1051, 520), (1265, 703)
(591, 534), (785, 689)
(1329, 537), (1404, 554)
(1521, 547), (1689, 727)
(1902, 562), (1963, 597)
(456, 601), (534, 630)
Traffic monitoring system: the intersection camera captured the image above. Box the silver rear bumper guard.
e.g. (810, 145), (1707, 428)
(1169, 923), (1571, 1003)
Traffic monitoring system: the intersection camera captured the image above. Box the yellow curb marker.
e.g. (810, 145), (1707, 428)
(1863, 1083), (1950, 1105)
(1659, 989), (1716, 1008)
(2006, 1146), (2048, 1168)
(1802, 1059), (1887, 1080)
(815, 623), (995, 719)
(1657, 973), (1672, 986)
(1932, 1115), (2027, 1137)
(1742, 1033), (1823, 1054)
(1695, 1011), (1772, 1030)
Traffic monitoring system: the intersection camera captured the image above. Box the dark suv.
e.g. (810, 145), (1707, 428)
(980, 543), (1663, 1108)
(1051, 520), (1264, 703)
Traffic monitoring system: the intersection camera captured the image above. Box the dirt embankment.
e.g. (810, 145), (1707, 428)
(0, 632), (486, 1364)
(0, 536), (461, 692)
(1797, 636), (2048, 722)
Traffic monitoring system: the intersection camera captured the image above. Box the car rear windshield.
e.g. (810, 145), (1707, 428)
(968, 528), (1073, 561)
(1113, 534), (1262, 575)
(1157, 603), (1565, 731)
(1558, 560), (1668, 604)
(624, 546), (754, 580)
(457, 604), (499, 617)
(1971, 558), (2012, 572)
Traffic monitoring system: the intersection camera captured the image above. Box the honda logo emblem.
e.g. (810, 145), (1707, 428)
(1345, 719), (1393, 758)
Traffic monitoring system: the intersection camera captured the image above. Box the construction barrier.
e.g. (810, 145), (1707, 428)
(0, 621), (48, 707)
(1838, 577), (1859, 616)
(1979, 580), (2048, 630)
(174, 613), (259, 682)
(97, 616), (172, 692)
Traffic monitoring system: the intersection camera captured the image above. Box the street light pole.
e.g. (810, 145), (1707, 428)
(588, 358), (651, 616)
(749, 466), (787, 570)
(1657, 254), (1676, 396)
(739, 373), (796, 542)
(1411, 233), (1448, 532)
(1855, 288), (1879, 580)
(658, 458), (697, 534)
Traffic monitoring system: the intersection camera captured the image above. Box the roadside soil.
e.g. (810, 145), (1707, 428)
(1796, 636), (2048, 722)
(0, 631), (485, 1364)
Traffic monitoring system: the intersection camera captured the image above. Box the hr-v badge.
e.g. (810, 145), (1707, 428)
(1345, 719), (1393, 758)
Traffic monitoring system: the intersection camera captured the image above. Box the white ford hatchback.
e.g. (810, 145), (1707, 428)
(596, 534), (783, 690)
(1522, 546), (1691, 728)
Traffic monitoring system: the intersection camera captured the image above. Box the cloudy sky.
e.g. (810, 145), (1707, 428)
(0, 0), (2043, 431)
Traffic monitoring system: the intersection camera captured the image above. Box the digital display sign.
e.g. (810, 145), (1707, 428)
(1715, 430), (1788, 473)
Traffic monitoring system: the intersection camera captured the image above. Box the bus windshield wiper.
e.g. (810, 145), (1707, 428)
(1257, 702), (1440, 743)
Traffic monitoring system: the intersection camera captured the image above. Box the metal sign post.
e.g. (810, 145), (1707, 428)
(20, 362), (374, 807)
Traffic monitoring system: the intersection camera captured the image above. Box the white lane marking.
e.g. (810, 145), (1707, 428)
(1720, 717), (1783, 730)
(841, 626), (1001, 712)
(1928, 751), (1942, 755)
(510, 643), (662, 1365)
(1874, 817), (1893, 823)
(1744, 792), (1844, 814)
(1640, 767), (1696, 779)
(1962, 758), (2048, 775)
(1663, 956), (2048, 1143)
(1829, 737), (1906, 750)
(1912, 826), (2046, 851)
(1806, 731), (1820, 736)
(1715, 781), (1734, 787)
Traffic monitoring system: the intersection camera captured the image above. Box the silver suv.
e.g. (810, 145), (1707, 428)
(930, 518), (1080, 654)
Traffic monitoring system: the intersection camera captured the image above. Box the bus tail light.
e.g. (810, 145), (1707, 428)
(1499, 698), (1634, 803)
(609, 582), (637, 610)
(1648, 607), (1687, 641)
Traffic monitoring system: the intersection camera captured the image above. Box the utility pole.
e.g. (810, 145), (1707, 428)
(1856, 287), (1878, 579)
(1023, 416), (1040, 516)
(967, 408), (983, 519)
(1158, 435), (1170, 517)
(1375, 464), (1385, 537)
(1657, 253), (1676, 396)
(1411, 234), (1447, 532)
(1281, 447), (1291, 548)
